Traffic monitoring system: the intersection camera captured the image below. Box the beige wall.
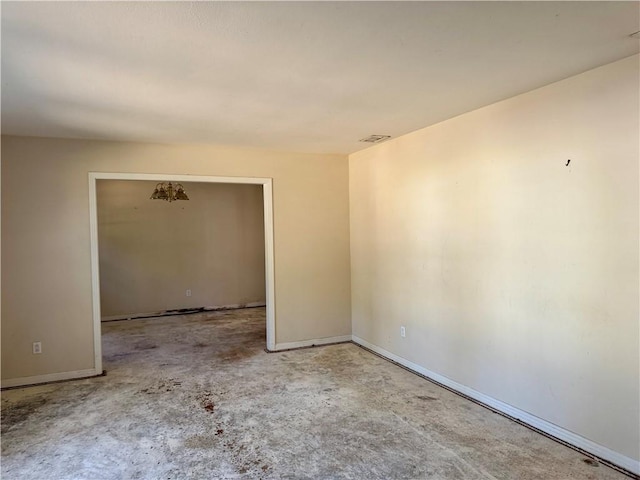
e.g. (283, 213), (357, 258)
(1, 138), (351, 380)
(349, 55), (639, 461)
(97, 180), (265, 318)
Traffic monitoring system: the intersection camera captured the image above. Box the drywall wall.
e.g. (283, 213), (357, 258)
(350, 55), (639, 464)
(1, 138), (351, 381)
(97, 180), (265, 318)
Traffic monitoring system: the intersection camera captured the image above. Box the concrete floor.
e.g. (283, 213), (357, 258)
(1, 307), (631, 480)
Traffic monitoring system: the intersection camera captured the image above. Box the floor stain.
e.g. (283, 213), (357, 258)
(583, 458), (599, 467)
(140, 379), (181, 394)
(0, 396), (49, 433)
(134, 341), (157, 351)
(417, 395), (439, 401)
(184, 435), (217, 449)
(198, 391), (216, 413)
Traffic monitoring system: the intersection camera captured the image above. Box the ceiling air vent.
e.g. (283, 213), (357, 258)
(359, 135), (391, 143)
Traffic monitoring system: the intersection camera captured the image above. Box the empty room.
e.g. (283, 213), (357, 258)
(1, 2), (639, 479)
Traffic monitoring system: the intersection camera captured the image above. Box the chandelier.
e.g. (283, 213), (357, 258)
(150, 182), (189, 202)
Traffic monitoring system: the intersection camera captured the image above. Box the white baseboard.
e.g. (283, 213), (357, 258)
(102, 302), (267, 321)
(273, 334), (352, 351)
(351, 335), (639, 477)
(1, 368), (103, 389)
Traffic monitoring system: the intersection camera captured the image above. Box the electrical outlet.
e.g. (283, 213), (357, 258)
(33, 342), (42, 354)
(186, 289), (192, 297)
(400, 326), (406, 338)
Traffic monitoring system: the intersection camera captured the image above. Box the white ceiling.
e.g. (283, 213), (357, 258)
(2, 1), (639, 155)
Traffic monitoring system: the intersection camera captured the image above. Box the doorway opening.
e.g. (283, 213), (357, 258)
(88, 173), (276, 374)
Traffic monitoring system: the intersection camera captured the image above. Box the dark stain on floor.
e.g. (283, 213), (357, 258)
(0, 396), (49, 433)
(134, 341), (158, 351)
(213, 346), (257, 363)
(140, 379), (181, 395)
(184, 435), (218, 449)
(197, 391), (217, 413)
(417, 395), (439, 401)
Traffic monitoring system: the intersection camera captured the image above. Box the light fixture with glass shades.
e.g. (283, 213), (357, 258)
(150, 182), (189, 202)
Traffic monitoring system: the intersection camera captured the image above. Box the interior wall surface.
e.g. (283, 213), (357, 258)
(349, 55), (639, 462)
(1, 138), (351, 381)
(97, 180), (265, 318)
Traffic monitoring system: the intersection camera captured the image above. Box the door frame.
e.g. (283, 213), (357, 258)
(88, 172), (276, 373)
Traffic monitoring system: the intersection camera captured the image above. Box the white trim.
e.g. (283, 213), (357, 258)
(262, 180), (276, 351)
(88, 175), (103, 374)
(273, 335), (352, 351)
(101, 302), (267, 322)
(1, 368), (102, 389)
(88, 172), (269, 185)
(352, 336), (640, 476)
(88, 172), (277, 362)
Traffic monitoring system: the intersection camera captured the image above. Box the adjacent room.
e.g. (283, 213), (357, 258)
(2, 2), (639, 479)
(96, 179), (266, 322)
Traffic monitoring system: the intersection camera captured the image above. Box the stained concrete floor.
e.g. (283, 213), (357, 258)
(1, 308), (632, 480)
